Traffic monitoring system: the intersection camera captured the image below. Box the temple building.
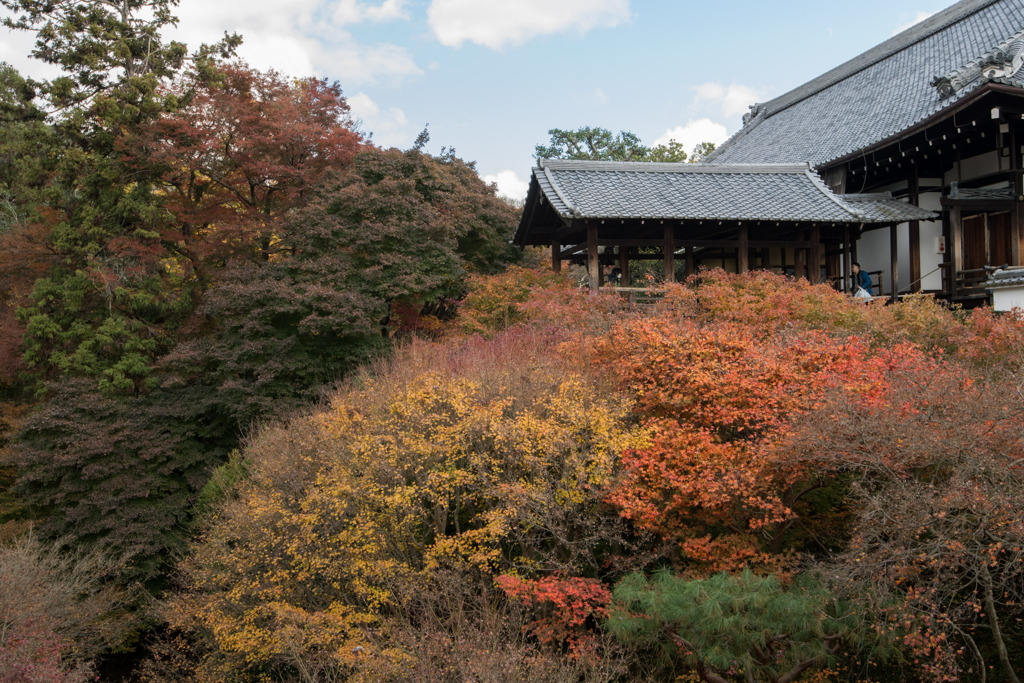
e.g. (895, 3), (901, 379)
(515, 0), (1024, 303)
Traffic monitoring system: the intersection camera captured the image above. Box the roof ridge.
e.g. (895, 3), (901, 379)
(538, 159), (812, 174)
(754, 0), (1001, 121)
(541, 165), (581, 217)
(804, 169), (863, 219)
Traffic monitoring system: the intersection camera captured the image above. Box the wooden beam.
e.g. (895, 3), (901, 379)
(909, 174), (921, 292)
(591, 238), (818, 249)
(587, 223), (600, 291)
(663, 224), (675, 282)
(559, 243), (583, 259)
(890, 223), (899, 302)
(737, 224), (749, 273)
(551, 241), (562, 272)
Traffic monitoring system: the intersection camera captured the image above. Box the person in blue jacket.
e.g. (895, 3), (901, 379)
(851, 262), (873, 296)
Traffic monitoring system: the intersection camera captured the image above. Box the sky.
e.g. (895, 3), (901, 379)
(1, 0), (955, 201)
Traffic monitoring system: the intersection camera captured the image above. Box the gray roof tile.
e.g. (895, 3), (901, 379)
(706, 0), (1024, 166)
(527, 160), (937, 225)
(982, 267), (1024, 286)
(838, 194), (940, 222)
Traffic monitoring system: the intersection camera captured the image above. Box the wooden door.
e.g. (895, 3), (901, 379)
(988, 211), (1012, 267)
(963, 213), (987, 271)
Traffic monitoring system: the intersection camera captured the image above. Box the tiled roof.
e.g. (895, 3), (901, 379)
(706, 0), (1024, 166)
(982, 267), (1024, 287)
(527, 160), (936, 224)
(838, 194), (939, 222)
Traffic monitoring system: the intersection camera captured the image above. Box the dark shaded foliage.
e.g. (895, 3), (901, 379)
(13, 379), (231, 582)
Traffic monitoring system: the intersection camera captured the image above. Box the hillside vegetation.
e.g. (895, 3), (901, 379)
(148, 269), (1024, 682)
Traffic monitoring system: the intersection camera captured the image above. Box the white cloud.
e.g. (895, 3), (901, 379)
(168, 0), (420, 83)
(427, 0), (630, 50)
(483, 169), (530, 202)
(348, 92), (411, 148)
(653, 119), (730, 152)
(0, 27), (62, 80)
(892, 11), (934, 36)
(693, 82), (765, 120)
(333, 0), (408, 25)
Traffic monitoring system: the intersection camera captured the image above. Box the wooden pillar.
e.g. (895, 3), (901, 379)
(551, 240), (561, 272)
(618, 247), (629, 285)
(808, 225), (821, 284)
(908, 175), (921, 292)
(795, 247), (806, 281)
(950, 205), (962, 299)
(664, 224), (675, 282)
(737, 224), (749, 273)
(890, 223), (899, 302)
(843, 225), (854, 294)
(1012, 127), (1023, 266)
(586, 223), (600, 291)
(684, 243), (695, 280)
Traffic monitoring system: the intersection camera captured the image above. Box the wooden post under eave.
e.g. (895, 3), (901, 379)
(843, 225), (854, 294)
(618, 247), (629, 285)
(1012, 126), (1024, 266)
(909, 175), (921, 292)
(587, 223), (600, 291)
(664, 224), (675, 282)
(795, 246), (806, 281)
(890, 223), (899, 302)
(551, 241), (562, 272)
(950, 206), (962, 299)
(685, 243), (695, 280)
(808, 225), (821, 284)
(737, 224), (749, 273)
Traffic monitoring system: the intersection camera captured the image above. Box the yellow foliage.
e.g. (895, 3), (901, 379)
(161, 332), (646, 679)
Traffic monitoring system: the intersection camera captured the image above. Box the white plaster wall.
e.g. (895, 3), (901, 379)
(993, 287), (1024, 311)
(944, 150), (1001, 184)
(856, 227), (892, 295)
(918, 192), (944, 291)
(853, 193), (946, 295)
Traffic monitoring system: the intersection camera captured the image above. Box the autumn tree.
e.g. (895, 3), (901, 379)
(785, 346), (1024, 681)
(595, 316), (850, 573)
(165, 145), (520, 426)
(128, 62), (363, 278)
(0, 63), (57, 389)
(157, 329), (646, 680)
(0, 533), (138, 681)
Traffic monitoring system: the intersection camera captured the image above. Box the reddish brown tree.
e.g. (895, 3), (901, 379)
(128, 61), (364, 282)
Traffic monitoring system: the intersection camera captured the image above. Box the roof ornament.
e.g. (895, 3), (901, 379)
(932, 29), (1024, 99)
(742, 102), (765, 126)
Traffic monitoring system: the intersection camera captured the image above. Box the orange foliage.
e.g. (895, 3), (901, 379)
(496, 574), (612, 657)
(595, 317), (851, 573)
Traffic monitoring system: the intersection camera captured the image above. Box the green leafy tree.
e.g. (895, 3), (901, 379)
(535, 126), (715, 163)
(608, 570), (904, 683)
(164, 145), (520, 427)
(536, 126), (650, 161)
(2, 0), (241, 394)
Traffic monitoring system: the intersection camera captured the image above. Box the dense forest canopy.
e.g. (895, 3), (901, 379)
(0, 2), (1022, 682)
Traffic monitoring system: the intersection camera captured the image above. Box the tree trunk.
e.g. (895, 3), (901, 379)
(980, 561), (1021, 683)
